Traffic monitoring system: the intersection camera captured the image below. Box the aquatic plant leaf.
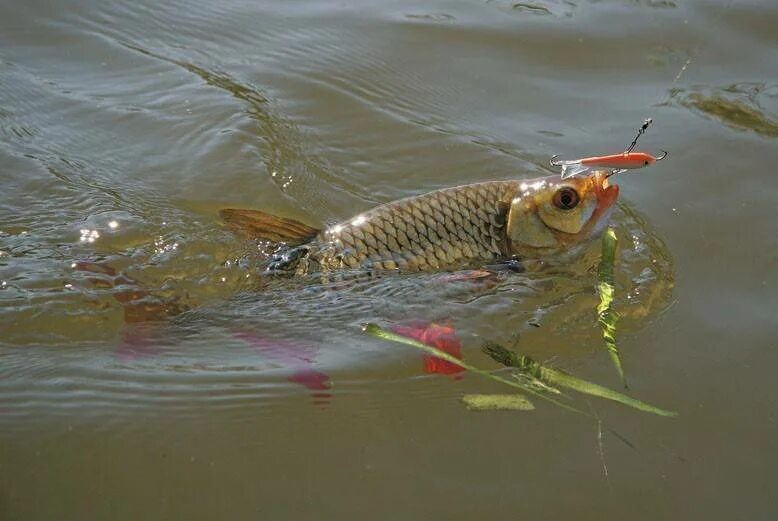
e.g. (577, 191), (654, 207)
(479, 340), (563, 395)
(462, 394), (535, 411)
(363, 323), (584, 415)
(482, 341), (676, 417)
(597, 227), (626, 387)
(511, 371), (564, 395)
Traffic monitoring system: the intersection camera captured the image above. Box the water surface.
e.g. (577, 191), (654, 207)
(1, 0), (776, 519)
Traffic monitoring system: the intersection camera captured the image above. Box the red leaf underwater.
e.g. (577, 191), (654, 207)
(391, 321), (465, 377)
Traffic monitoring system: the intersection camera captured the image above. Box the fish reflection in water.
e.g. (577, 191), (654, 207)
(74, 257), (478, 400)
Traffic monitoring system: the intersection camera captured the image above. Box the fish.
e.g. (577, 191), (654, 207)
(220, 171), (619, 275)
(551, 151), (666, 179)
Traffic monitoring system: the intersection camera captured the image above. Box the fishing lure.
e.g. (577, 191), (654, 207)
(550, 150), (667, 180)
(551, 118), (667, 179)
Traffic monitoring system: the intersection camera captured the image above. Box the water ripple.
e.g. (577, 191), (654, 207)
(668, 83), (778, 138)
(1, 202), (674, 416)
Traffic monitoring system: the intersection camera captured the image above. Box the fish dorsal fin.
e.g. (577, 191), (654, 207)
(219, 208), (320, 245)
(560, 163), (592, 180)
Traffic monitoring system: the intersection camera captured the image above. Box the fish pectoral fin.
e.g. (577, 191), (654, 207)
(219, 208), (320, 245)
(483, 258), (524, 274)
(560, 163), (591, 179)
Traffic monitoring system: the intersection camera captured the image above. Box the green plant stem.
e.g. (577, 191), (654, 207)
(482, 341), (676, 417)
(598, 227), (627, 387)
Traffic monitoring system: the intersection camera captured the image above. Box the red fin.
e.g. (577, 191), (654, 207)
(392, 321), (465, 378)
(219, 208), (319, 245)
(234, 331), (332, 405)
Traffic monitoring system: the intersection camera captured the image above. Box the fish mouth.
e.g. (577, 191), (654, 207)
(593, 171), (619, 211)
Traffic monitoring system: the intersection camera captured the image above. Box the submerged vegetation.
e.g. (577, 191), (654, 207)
(598, 227), (627, 387)
(364, 228), (676, 418)
(461, 394), (535, 411)
(366, 323), (675, 417)
(481, 342), (675, 416)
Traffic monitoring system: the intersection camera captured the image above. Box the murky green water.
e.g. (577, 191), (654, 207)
(1, 0), (776, 519)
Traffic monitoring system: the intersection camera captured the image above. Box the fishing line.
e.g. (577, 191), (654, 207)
(623, 54), (695, 153)
(619, 4), (702, 155)
(645, 0), (741, 133)
(552, 0), (743, 172)
(551, 52), (694, 175)
(672, 56), (694, 84)
(624, 118), (653, 153)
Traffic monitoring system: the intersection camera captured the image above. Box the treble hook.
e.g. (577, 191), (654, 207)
(605, 168), (626, 179)
(549, 154), (563, 167)
(655, 150), (668, 161)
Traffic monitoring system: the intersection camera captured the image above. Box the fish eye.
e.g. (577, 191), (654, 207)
(552, 187), (580, 210)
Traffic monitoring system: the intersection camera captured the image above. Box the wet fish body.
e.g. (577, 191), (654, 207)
(221, 172), (619, 275)
(284, 181), (516, 274)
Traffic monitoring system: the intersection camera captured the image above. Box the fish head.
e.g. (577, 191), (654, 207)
(506, 171), (619, 256)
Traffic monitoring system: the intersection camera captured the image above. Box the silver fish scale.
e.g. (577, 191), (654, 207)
(295, 180), (521, 274)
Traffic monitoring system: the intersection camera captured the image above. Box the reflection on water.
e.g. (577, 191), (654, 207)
(669, 83), (778, 138)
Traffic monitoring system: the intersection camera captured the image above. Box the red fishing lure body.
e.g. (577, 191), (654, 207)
(552, 151), (666, 179)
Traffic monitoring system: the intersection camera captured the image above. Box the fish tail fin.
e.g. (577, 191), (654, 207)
(219, 208), (319, 245)
(560, 163), (591, 179)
